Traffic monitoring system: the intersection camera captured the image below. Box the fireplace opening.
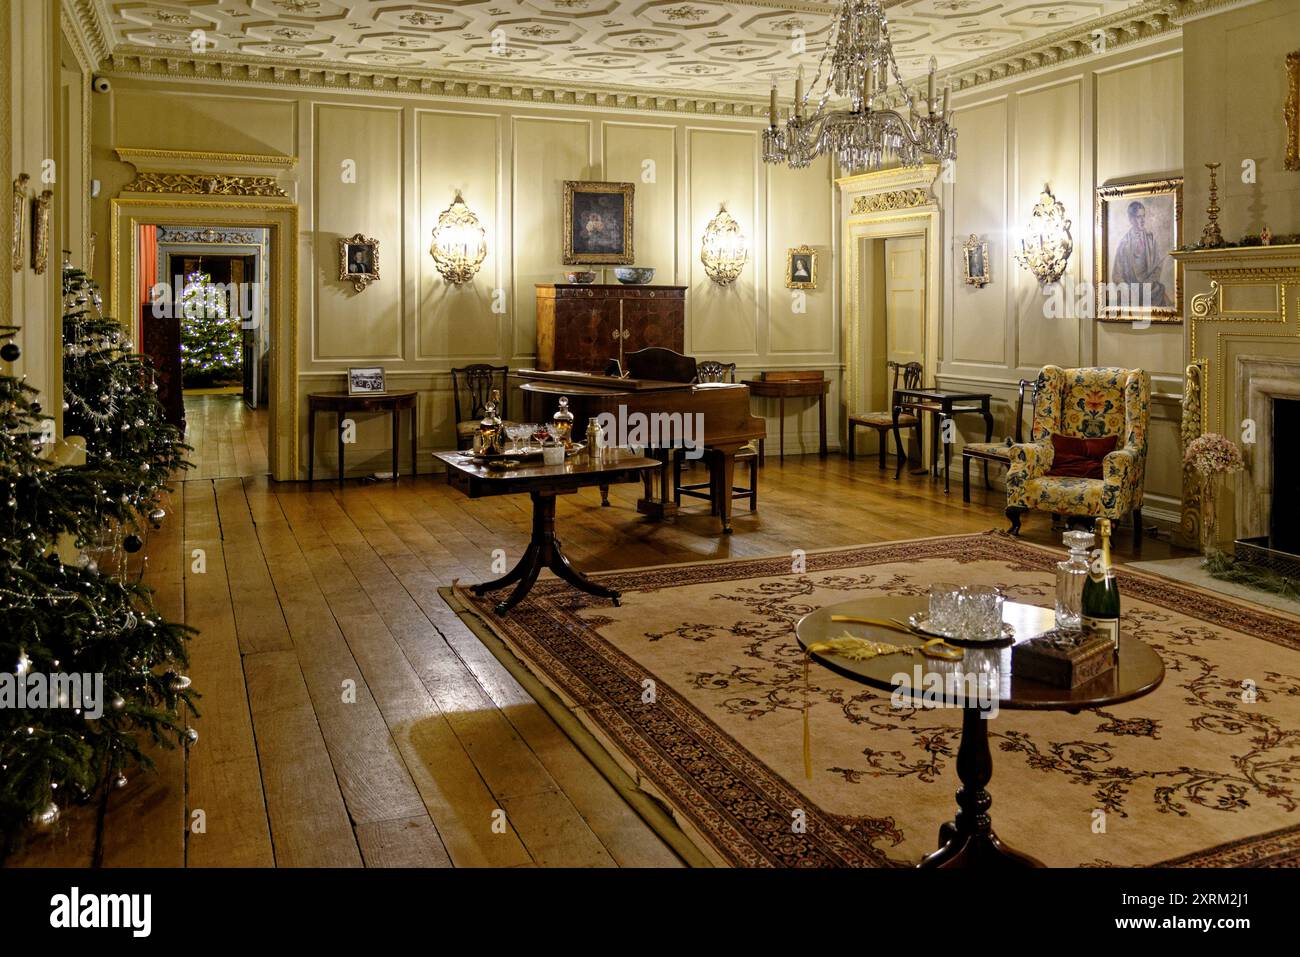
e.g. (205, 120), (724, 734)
(1272, 398), (1300, 556)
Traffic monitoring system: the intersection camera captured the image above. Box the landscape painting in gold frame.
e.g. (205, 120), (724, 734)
(563, 181), (634, 266)
(1094, 177), (1182, 323)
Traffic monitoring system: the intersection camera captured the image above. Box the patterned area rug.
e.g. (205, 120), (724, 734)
(444, 532), (1300, 867)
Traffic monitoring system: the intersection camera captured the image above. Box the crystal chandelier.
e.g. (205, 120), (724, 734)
(763, 0), (957, 173)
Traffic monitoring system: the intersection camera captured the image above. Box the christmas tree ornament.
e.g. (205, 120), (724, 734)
(184, 727), (199, 744)
(0, 342), (20, 362)
(123, 534), (142, 553)
(113, 773), (128, 789)
(31, 802), (60, 829)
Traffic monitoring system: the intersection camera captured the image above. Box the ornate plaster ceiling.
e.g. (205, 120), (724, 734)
(85, 0), (1155, 99)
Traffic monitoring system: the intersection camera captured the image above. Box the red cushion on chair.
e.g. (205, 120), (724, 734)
(1047, 433), (1117, 479)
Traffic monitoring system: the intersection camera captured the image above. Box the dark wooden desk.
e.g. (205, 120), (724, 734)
(435, 449), (658, 615)
(741, 372), (830, 464)
(307, 391), (417, 487)
(891, 387), (993, 494)
(797, 595), (1164, 868)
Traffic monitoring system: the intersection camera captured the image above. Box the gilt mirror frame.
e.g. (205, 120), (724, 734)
(1286, 50), (1299, 172)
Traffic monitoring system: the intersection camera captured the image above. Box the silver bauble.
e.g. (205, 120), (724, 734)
(32, 802), (60, 829)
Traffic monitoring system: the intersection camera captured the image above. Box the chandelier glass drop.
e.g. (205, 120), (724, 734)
(763, 0), (957, 173)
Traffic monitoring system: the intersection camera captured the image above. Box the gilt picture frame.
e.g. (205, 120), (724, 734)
(339, 233), (379, 292)
(563, 181), (634, 265)
(961, 234), (990, 287)
(1094, 177), (1183, 323)
(785, 246), (817, 289)
(1286, 49), (1299, 172)
(11, 174), (28, 273)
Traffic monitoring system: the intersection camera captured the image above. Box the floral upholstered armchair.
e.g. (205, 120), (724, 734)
(1005, 366), (1150, 545)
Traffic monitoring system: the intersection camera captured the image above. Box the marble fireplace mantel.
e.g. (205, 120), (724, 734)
(1170, 244), (1300, 548)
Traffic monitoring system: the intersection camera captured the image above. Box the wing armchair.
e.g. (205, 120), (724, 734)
(1005, 366), (1150, 546)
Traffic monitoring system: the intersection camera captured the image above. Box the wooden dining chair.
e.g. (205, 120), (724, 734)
(961, 378), (1036, 503)
(847, 361), (923, 468)
(451, 364), (509, 450)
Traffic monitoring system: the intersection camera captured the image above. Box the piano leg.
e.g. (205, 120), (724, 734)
(636, 449), (680, 520)
(599, 483), (610, 506)
(716, 447), (738, 534)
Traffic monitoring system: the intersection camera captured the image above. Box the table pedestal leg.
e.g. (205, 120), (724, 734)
(471, 492), (621, 616)
(919, 707), (1044, 869)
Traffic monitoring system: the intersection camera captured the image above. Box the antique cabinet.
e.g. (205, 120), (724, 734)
(535, 283), (686, 372)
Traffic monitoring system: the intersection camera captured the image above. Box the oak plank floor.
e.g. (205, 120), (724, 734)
(7, 394), (1189, 867)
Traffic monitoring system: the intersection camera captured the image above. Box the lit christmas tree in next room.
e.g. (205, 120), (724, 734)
(179, 269), (242, 388)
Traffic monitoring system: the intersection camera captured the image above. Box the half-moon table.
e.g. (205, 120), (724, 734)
(796, 595), (1164, 868)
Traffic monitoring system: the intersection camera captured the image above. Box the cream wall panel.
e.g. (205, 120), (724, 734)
(688, 127), (758, 356)
(602, 122), (676, 284)
(416, 110), (501, 360)
(1185, 0), (1300, 241)
(767, 155), (833, 355)
(511, 116), (592, 358)
(1096, 56), (1182, 184)
(950, 97), (1007, 367)
(313, 103), (403, 360)
(114, 89), (296, 156)
(1014, 80), (1082, 372)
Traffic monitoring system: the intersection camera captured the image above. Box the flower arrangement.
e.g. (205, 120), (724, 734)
(1183, 432), (1244, 476)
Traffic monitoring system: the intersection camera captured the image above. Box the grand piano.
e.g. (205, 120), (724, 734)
(514, 362), (765, 535)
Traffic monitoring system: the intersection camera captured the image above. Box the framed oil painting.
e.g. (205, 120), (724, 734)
(785, 246), (817, 289)
(1094, 177), (1183, 323)
(348, 366), (386, 395)
(563, 181), (634, 265)
(339, 233), (379, 292)
(961, 234), (990, 287)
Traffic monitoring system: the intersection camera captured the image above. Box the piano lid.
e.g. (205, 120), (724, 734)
(513, 368), (694, 392)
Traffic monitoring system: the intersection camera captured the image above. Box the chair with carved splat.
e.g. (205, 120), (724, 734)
(671, 361), (759, 515)
(847, 360), (924, 468)
(451, 364), (510, 450)
(960, 378), (1037, 503)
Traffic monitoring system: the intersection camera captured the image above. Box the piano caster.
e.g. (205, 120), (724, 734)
(599, 483), (610, 506)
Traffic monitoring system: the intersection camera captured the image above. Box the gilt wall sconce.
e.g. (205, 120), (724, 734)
(1014, 186), (1072, 285)
(430, 192), (487, 285)
(700, 205), (748, 285)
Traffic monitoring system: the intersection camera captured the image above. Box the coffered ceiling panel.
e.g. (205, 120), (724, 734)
(91, 0), (1155, 99)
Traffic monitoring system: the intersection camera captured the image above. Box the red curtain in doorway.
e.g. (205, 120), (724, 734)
(138, 224), (158, 307)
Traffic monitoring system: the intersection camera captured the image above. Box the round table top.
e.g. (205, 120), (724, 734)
(795, 595), (1164, 711)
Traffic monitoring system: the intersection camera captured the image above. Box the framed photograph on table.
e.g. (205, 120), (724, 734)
(348, 367), (386, 396)
(785, 246), (817, 289)
(563, 181), (634, 265)
(1094, 178), (1183, 323)
(338, 233), (379, 292)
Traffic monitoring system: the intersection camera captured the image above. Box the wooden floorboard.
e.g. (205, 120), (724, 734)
(8, 394), (1190, 868)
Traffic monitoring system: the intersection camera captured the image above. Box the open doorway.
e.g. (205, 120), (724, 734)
(135, 223), (272, 479)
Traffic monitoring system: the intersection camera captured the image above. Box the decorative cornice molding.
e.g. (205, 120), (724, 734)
(122, 171), (288, 198)
(61, 0), (108, 69)
(898, 0), (1252, 101)
(104, 50), (771, 120)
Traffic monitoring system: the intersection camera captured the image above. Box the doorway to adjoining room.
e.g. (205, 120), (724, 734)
(135, 223), (271, 478)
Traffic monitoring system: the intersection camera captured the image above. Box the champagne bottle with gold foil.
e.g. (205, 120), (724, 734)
(1081, 518), (1121, 655)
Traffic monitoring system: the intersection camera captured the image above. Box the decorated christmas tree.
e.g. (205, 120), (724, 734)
(0, 322), (197, 853)
(179, 269), (241, 387)
(62, 266), (191, 532)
